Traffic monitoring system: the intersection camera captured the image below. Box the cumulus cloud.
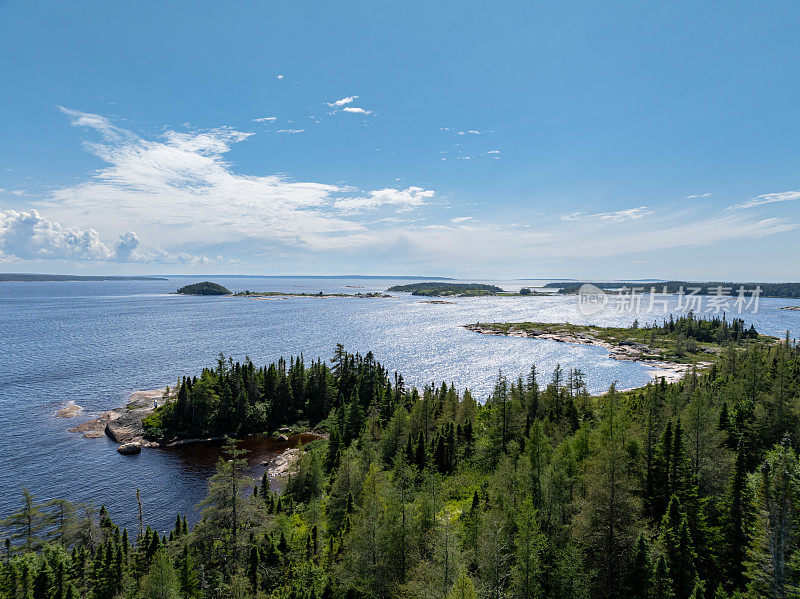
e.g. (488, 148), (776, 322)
(0, 209), (113, 261)
(561, 206), (652, 223)
(333, 187), (435, 213)
(0, 209), (215, 263)
(114, 231), (140, 261)
(728, 190), (800, 210)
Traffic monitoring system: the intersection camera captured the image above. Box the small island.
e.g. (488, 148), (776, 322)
(388, 281), (504, 296)
(176, 281), (231, 295)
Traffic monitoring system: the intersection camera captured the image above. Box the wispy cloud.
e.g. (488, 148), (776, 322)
(334, 187), (435, 213)
(728, 190), (800, 210)
(342, 107), (373, 115)
(253, 116), (277, 123)
(686, 192), (713, 199)
(561, 206), (652, 223)
(451, 216), (473, 223)
(42, 108), (364, 252)
(276, 129), (305, 134)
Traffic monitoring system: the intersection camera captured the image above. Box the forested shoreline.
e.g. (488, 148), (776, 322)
(3, 325), (800, 598)
(545, 281), (800, 299)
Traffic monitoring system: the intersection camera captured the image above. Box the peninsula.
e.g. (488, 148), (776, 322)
(464, 314), (772, 385)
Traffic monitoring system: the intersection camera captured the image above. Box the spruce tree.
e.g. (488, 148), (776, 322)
(721, 439), (751, 591)
(627, 533), (652, 599)
(650, 555), (674, 599)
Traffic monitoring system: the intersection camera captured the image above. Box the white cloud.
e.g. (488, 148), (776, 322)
(276, 74), (284, 79)
(487, 150), (500, 154)
(114, 231), (139, 261)
(253, 116), (277, 123)
(333, 187), (435, 213)
(561, 206), (652, 223)
(40, 109), (370, 253)
(335, 213), (797, 266)
(0, 209), (113, 261)
(686, 192), (713, 199)
(33, 109), (795, 270)
(276, 129), (305, 134)
(342, 107), (372, 115)
(729, 190), (800, 210)
(0, 209), (214, 263)
(327, 96), (358, 107)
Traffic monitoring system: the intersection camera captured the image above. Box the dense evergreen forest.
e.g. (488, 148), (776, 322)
(3, 328), (800, 599)
(545, 281), (800, 299)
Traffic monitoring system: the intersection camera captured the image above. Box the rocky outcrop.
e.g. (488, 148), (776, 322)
(56, 401), (83, 418)
(70, 388), (167, 446)
(117, 442), (142, 455)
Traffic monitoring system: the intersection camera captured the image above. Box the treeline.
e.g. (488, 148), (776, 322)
(4, 334), (800, 598)
(387, 282), (503, 296)
(144, 347), (402, 441)
(640, 312), (758, 343)
(545, 281), (800, 299)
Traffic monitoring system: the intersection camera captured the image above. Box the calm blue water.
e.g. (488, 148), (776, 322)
(2, 276), (799, 532)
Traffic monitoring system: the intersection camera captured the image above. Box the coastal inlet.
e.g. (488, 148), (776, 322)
(61, 389), (323, 493)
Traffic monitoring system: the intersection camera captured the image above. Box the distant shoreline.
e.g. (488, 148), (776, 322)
(0, 274), (167, 282)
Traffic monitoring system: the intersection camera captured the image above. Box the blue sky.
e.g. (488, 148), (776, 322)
(1, 0), (799, 279)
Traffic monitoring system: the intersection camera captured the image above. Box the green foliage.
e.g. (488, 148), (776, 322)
(175, 282), (231, 295)
(3, 331), (800, 599)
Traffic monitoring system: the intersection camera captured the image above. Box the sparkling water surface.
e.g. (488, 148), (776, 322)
(2, 276), (798, 531)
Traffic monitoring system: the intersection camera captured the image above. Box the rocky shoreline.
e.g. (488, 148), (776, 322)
(68, 388), (167, 448)
(66, 388), (324, 476)
(463, 323), (710, 388)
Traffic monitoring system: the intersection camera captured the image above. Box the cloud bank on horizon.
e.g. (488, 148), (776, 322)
(0, 108), (797, 274)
